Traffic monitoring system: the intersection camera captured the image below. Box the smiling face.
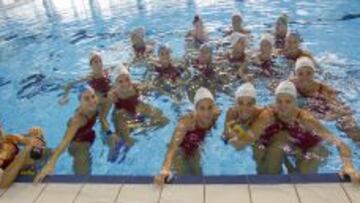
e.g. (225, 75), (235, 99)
(236, 96), (256, 120)
(296, 66), (314, 84)
(116, 74), (132, 89)
(80, 88), (98, 112)
(275, 94), (297, 118)
(195, 98), (215, 123)
(90, 55), (103, 72)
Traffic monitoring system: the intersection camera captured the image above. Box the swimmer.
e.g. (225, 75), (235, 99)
(252, 34), (276, 76)
(186, 15), (208, 46)
(130, 27), (154, 59)
(274, 13), (288, 49)
(110, 65), (169, 148)
(223, 83), (289, 174)
(154, 87), (220, 185)
(1, 126), (45, 188)
(59, 51), (113, 133)
(234, 81), (360, 179)
(35, 86), (114, 182)
(223, 12), (251, 36)
(148, 44), (187, 82)
(219, 32), (253, 82)
(291, 56), (360, 141)
(190, 43), (219, 78)
(282, 31), (313, 62)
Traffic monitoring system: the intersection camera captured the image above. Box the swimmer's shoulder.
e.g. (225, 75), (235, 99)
(178, 113), (197, 131)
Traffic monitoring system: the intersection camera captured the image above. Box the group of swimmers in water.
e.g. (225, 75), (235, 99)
(1, 12), (360, 188)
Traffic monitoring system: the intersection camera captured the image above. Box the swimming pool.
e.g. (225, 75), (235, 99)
(0, 0), (359, 176)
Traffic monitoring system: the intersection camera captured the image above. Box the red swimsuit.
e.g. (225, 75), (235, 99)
(114, 87), (140, 114)
(179, 121), (214, 158)
(260, 59), (274, 74)
(228, 53), (246, 64)
(194, 59), (215, 78)
(296, 84), (331, 115)
(154, 64), (181, 81)
(72, 112), (97, 144)
(88, 72), (111, 96)
(0, 139), (19, 170)
(133, 44), (146, 55)
(259, 112), (321, 153)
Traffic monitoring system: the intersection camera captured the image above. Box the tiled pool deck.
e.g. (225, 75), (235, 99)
(0, 174), (359, 203)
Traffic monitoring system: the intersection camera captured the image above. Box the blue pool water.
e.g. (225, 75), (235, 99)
(0, 0), (359, 175)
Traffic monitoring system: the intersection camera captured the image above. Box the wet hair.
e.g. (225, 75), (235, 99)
(193, 15), (201, 25)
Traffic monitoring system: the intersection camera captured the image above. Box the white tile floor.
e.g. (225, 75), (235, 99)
(0, 182), (358, 203)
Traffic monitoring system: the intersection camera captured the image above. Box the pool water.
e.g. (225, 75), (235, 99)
(0, 0), (360, 175)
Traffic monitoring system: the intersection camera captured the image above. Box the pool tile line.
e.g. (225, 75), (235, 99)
(15, 173), (349, 185)
(32, 183), (48, 203)
(339, 183), (354, 203)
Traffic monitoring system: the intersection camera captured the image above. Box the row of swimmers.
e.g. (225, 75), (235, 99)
(1, 13), (360, 188)
(1, 78), (359, 187)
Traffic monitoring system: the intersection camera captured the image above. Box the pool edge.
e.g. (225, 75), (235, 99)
(15, 173), (350, 184)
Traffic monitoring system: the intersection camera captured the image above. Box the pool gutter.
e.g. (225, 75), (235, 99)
(15, 173), (350, 184)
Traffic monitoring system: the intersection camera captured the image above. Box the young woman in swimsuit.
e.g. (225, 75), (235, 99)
(154, 87), (220, 185)
(282, 32), (313, 62)
(219, 32), (253, 82)
(110, 65), (169, 148)
(35, 86), (103, 182)
(59, 52), (113, 134)
(0, 126), (45, 188)
(130, 27), (154, 59)
(274, 13), (288, 50)
(233, 81), (359, 179)
(223, 13), (251, 37)
(147, 44), (189, 102)
(291, 56), (360, 141)
(224, 83), (289, 174)
(186, 43), (229, 103)
(186, 15), (208, 47)
(252, 34), (276, 76)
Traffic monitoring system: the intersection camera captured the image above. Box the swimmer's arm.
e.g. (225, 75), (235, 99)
(44, 119), (80, 168)
(63, 76), (91, 97)
(247, 110), (274, 142)
(223, 108), (237, 138)
(160, 118), (189, 172)
(320, 83), (338, 100)
(301, 111), (354, 168)
(0, 146), (32, 189)
(2, 134), (24, 145)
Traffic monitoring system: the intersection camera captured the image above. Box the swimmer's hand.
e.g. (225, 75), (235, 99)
(26, 127), (45, 147)
(58, 96), (69, 106)
(339, 165), (360, 183)
(154, 169), (171, 186)
(33, 163), (54, 184)
(23, 136), (44, 148)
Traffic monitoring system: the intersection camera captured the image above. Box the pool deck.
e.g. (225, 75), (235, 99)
(0, 174), (359, 203)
